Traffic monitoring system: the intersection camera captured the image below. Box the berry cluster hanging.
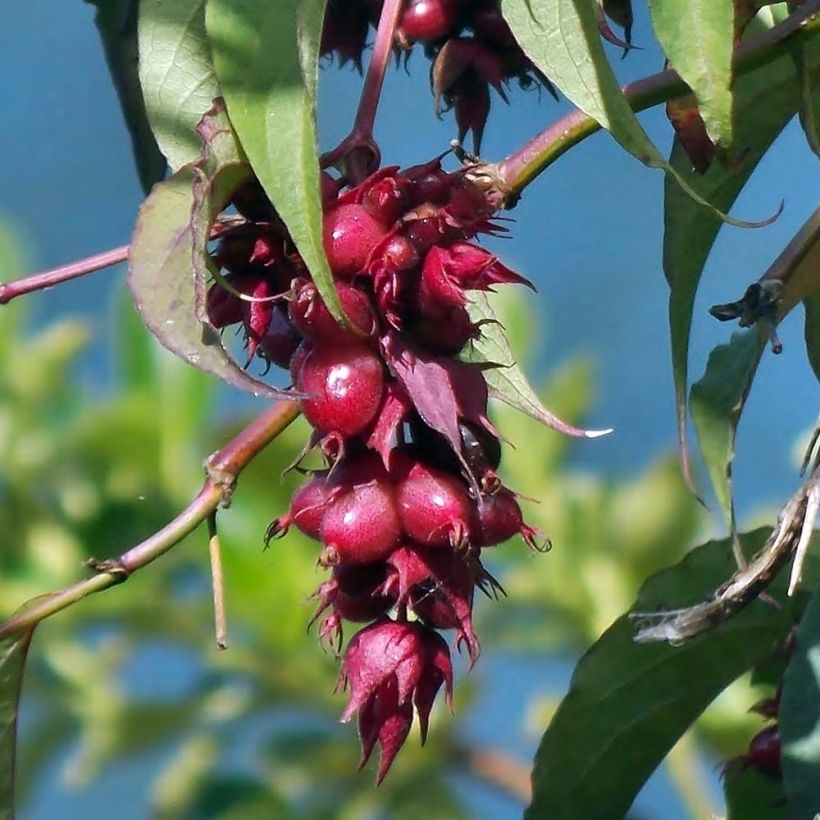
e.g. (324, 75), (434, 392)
(206, 158), (546, 780)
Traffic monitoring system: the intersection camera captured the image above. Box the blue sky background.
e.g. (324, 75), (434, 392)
(1, 2), (818, 818)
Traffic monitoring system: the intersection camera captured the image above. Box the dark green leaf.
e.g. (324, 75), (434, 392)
(85, 0), (166, 192)
(465, 294), (612, 438)
(127, 168), (285, 398)
(0, 628), (35, 820)
(138, 0), (220, 170)
(780, 587), (820, 818)
(691, 329), (765, 531)
(526, 529), (798, 820)
(648, 0), (734, 147)
(205, 0), (343, 322)
(665, 25), (819, 491)
(804, 290), (820, 382)
(724, 764), (788, 820)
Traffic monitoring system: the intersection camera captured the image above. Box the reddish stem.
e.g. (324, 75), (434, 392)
(320, 0), (405, 181)
(495, 0), (820, 198)
(0, 244), (128, 306)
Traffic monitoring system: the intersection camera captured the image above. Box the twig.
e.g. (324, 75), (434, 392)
(319, 0), (404, 180)
(208, 513), (228, 650)
(456, 745), (532, 804)
(0, 245), (128, 305)
(495, 0), (820, 198)
(631, 461), (820, 643)
(0, 399), (301, 640)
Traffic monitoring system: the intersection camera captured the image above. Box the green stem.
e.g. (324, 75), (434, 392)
(496, 0), (820, 199)
(0, 399), (301, 639)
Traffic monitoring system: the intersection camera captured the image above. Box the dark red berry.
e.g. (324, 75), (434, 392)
(320, 481), (401, 564)
(294, 343), (385, 437)
(471, 4), (515, 46)
(379, 235), (420, 274)
(259, 306), (302, 369)
(397, 462), (471, 547)
(267, 471), (337, 543)
(323, 203), (389, 278)
(399, 0), (457, 42)
(471, 490), (525, 547)
(743, 725), (782, 780)
(288, 279), (376, 343)
(404, 217), (443, 254)
(410, 304), (475, 354)
(320, 562), (394, 622)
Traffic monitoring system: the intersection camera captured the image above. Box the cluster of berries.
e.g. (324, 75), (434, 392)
(323, 0), (559, 152)
(206, 159), (544, 781)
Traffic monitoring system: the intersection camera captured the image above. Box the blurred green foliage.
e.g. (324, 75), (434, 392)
(0, 231), (783, 818)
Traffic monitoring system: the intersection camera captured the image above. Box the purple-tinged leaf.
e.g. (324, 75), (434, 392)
(0, 626), (35, 820)
(190, 100), (252, 324)
(128, 168), (287, 398)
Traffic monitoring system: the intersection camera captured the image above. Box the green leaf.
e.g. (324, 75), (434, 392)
(648, 0), (734, 148)
(724, 765), (788, 820)
(691, 329), (765, 532)
(127, 168), (285, 398)
(502, 0), (660, 166)
(526, 529), (797, 820)
(138, 0), (220, 170)
(665, 26), (819, 492)
(205, 0), (342, 323)
(804, 290), (820, 383)
(85, 0), (167, 192)
(780, 588), (820, 819)
(0, 628), (35, 820)
(465, 294), (612, 438)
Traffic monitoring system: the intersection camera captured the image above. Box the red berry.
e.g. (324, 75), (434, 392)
(266, 472), (337, 543)
(259, 306), (302, 369)
(404, 217), (442, 254)
(321, 481), (401, 564)
(397, 462), (471, 547)
(380, 235), (420, 274)
(743, 725), (782, 780)
(410, 304), (475, 354)
(294, 343), (385, 437)
(323, 203), (388, 278)
(323, 562), (394, 622)
(471, 490), (524, 547)
(400, 0), (457, 42)
(288, 280), (376, 343)
(471, 4), (515, 46)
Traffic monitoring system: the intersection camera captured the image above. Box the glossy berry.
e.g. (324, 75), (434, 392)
(294, 343), (385, 437)
(399, 0), (458, 43)
(323, 203), (389, 278)
(288, 279), (376, 344)
(397, 462), (472, 547)
(320, 480), (401, 564)
(471, 490), (525, 547)
(266, 471), (337, 543)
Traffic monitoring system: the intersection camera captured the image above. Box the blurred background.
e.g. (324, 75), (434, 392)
(0, 2), (818, 818)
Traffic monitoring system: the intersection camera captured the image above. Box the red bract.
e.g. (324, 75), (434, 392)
(339, 619), (453, 782)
